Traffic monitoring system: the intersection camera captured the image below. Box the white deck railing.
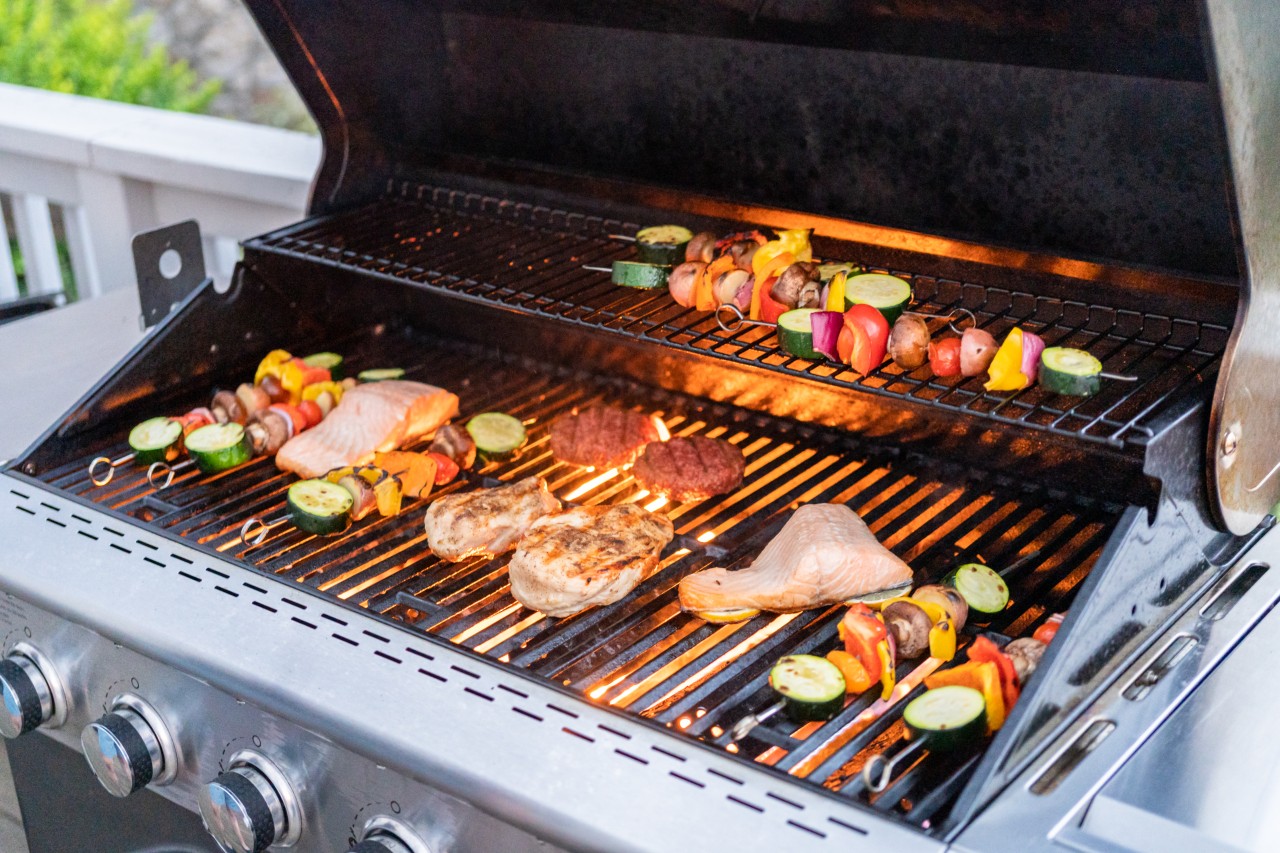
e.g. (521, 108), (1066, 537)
(0, 83), (321, 305)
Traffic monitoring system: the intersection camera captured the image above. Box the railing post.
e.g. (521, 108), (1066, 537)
(73, 169), (152, 296)
(0, 204), (17, 301)
(10, 193), (62, 296)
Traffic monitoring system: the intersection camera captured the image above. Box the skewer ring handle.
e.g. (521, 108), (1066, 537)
(89, 455), (129, 487)
(240, 517), (270, 546)
(146, 461), (176, 490)
(715, 303), (773, 334)
(862, 737), (928, 793)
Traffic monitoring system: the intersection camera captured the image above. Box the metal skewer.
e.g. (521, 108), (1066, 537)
(715, 303), (775, 334)
(607, 234), (636, 243)
(146, 459), (195, 490)
(862, 737), (929, 793)
(88, 453), (135, 486)
(582, 265), (614, 274)
(729, 698), (787, 742)
(904, 308), (978, 335)
(240, 515), (290, 546)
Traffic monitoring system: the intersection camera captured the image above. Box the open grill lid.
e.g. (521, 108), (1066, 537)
(242, 0), (1280, 531)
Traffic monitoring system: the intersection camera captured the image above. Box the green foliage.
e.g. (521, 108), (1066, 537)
(0, 0), (219, 112)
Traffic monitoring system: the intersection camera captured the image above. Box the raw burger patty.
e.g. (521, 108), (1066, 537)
(632, 436), (744, 502)
(549, 405), (662, 468)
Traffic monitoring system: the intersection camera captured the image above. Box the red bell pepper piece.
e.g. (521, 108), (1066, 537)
(758, 277), (790, 324)
(968, 635), (1021, 710)
(837, 304), (890, 375)
(839, 604), (888, 683)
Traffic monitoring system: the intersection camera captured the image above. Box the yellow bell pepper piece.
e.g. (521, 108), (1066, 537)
(877, 639), (896, 701)
(928, 619), (957, 662)
(775, 228), (814, 262)
(357, 467), (404, 517)
(278, 361), (308, 405)
(751, 241), (791, 279)
(254, 349), (292, 385)
(984, 327), (1029, 392)
(302, 380), (344, 406)
(826, 271), (847, 312)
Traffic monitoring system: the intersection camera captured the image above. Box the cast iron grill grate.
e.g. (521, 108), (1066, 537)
(39, 329), (1119, 831)
(246, 182), (1229, 450)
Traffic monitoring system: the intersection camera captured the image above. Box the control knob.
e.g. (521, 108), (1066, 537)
(350, 816), (432, 853)
(81, 695), (175, 797)
(198, 751), (302, 852)
(0, 652), (55, 739)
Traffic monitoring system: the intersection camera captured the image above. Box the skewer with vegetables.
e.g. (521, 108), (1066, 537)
(239, 413), (487, 544)
(89, 349), (349, 488)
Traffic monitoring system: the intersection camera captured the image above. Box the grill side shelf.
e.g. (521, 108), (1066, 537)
(243, 182), (1229, 452)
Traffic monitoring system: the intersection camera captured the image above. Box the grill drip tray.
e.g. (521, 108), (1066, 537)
(34, 327), (1121, 832)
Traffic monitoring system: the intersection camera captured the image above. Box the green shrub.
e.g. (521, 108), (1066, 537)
(0, 0), (219, 112)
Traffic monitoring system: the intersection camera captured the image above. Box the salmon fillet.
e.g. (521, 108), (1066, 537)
(275, 380), (459, 479)
(509, 504), (675, 617)
(424, 477), (561, 562)
(678, 503), (913, 613)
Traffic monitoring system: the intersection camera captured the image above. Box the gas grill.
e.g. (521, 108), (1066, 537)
(3, 2), (1280, 852)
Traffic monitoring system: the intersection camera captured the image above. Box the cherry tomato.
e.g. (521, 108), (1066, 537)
(928, 336), (963, 376)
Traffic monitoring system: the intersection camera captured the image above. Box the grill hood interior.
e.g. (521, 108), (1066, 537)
(246, 0), (1238, 280)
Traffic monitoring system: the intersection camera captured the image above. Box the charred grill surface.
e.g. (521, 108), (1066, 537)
(35, 328), (1120, 832)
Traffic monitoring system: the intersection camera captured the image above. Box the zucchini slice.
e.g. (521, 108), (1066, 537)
(358, 368), (406, 382)
(466, 412), (527, 458)
(903, 685), (987, 751)
(769, 654), (846, 723)
(1039, 347), (1103, 396)
(817, 262), (860, 282)
(184, 423), (253, 473)
(128, 417), (183, 465)
(287, 479), (353, 536)
(302, 352), (344, 379)
(944, 563), (1010, 615)
(777, 308), (821, 359)
(611, 260), (671, 290)
(635, 225), (693, 266)
(845, 273), (912, 325)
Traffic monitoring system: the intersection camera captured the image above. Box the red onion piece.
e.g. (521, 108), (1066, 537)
(733, 276), (754, 311)
(1020, 331), (1046, 383)
(810, 311), (844, 360)
(960, 327), (998, 377)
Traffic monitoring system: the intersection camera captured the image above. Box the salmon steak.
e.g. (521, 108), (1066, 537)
(424, 477), (561, 562)
(275, 380), (459, 479)
(508, 503), (675, 617)
(678, 503), (913, 614)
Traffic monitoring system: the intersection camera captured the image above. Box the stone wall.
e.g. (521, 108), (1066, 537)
(135, 0), (315, 132)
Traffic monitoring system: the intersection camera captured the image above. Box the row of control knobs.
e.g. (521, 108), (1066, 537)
(0, 648), (428, 853)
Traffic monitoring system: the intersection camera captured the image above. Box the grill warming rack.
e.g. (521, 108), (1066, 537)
(39, 330), (1119, 833)
(248, 183), (1229, 450)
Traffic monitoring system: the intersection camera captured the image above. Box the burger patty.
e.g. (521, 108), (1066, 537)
(549, 405), (663, 469)
(632, 436), (745, 502)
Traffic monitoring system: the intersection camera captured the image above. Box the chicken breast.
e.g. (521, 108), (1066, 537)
(424, 477), (560, 562)
(508, 504), (675, 617)
(276, 380), (459, 479)
(678, 503), (913, 614)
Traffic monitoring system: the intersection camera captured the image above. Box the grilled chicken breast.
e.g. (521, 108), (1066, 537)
(424, 477), (560, 562)
(508, 504), (675, 617)
(678, 503), (913, 614)
(276, 380), (459, 479)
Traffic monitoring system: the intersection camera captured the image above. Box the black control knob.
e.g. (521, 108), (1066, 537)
(0, 655), (54, 739)
(350, 834), (415, 853)
(199, 764), (292, 853)
(80, 707), (166, 797)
